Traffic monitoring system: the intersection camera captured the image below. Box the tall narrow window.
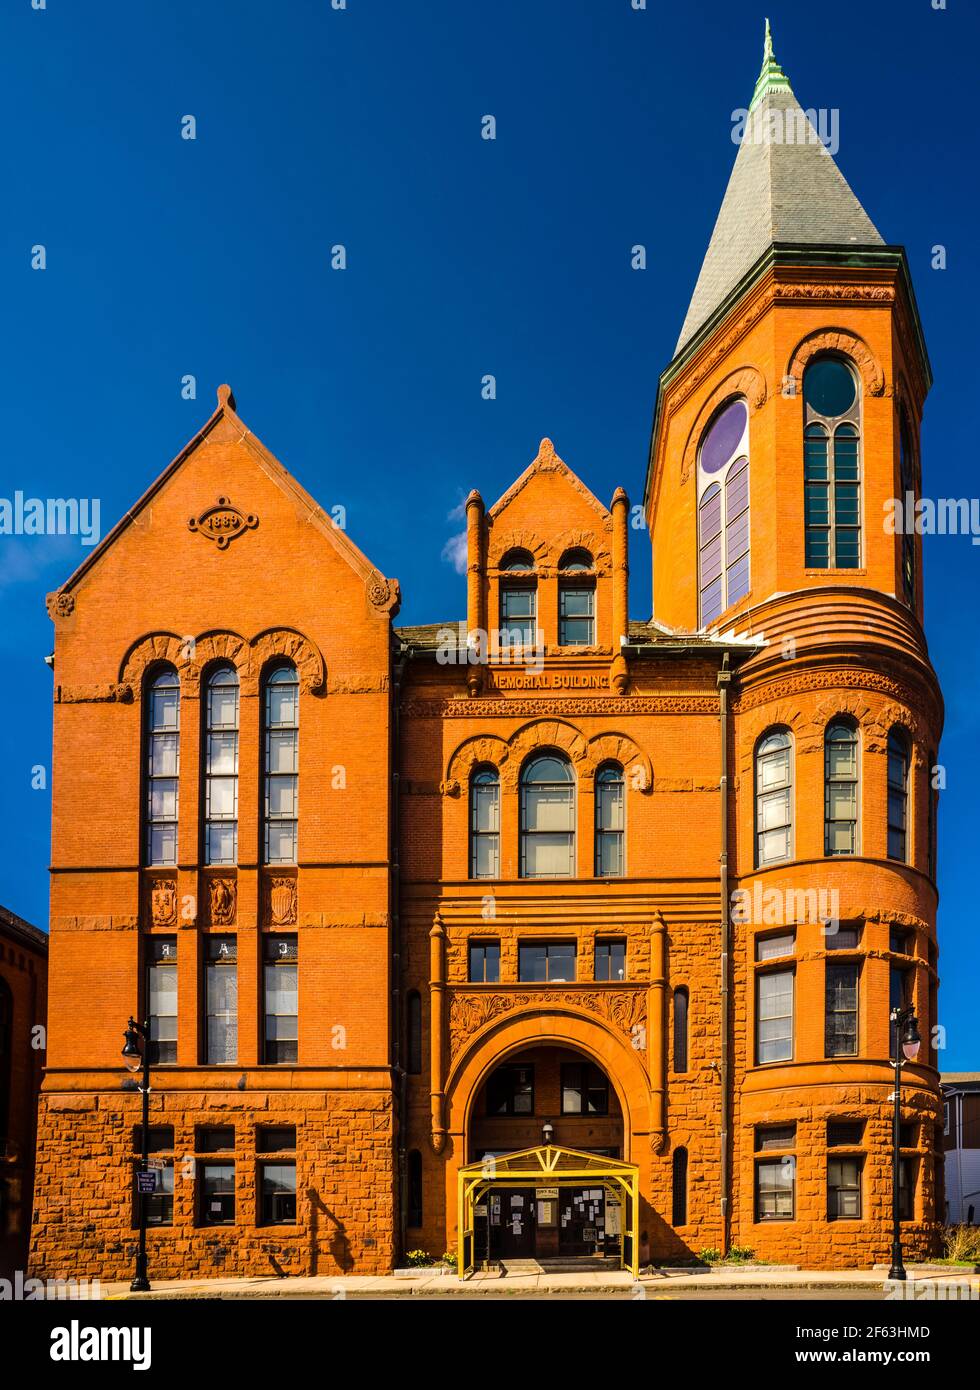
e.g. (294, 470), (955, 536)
(133, 1127), (174, 1227)
(927, 750), (938, 881)
(828, 1158), (863, 1220)
(205, 936), (237, 1064)
(145, 937), (177, 1064)
(470, 768), (499, 879)
(499, 549), (537, 647)
(755, 730), (792, 866)
(204, 666), (239, 865)
(697, 397), (750, 626)
(804, 357), (861, 568)
(407, 1150), (423, 1228)
(672, 1148), (688, 1226)
(825, 719), (859, 855)
(825, 962), (859, 1057)
(887, 727), (910, 862)
(756, 970), (794, 1064)
(558, 549), (595, 646)
(520, 754), (575, 878)
(594, 763), (625, 876)
(407, 991), (422, 1075)
(263, 935), (298, 1063)
(264, 665), (299, 864)
(673, 987), (689, 1073)
(468, 941), (500, 983)
(595, 940), (626, 981)
(145, 669), (180, 865)
(899, 408), (917, 607)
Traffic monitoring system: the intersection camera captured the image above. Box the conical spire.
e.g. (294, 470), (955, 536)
(674, 22), (883, 355)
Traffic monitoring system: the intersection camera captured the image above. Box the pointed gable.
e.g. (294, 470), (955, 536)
(675, 21), (883, 355)
(488, 437), (609, 545)
(48, 384), (398, 618)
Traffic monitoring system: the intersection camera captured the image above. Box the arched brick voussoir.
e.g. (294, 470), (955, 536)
(247, 627), (326, 695)
(786, 328), (886, 399)
(503, 719), (589, 787)
(680, 366), (767, 486)
(445, 1009), (652, 1150)
(737, 702), (808, 778)
(118, 626), (325, 697)
(584, 731), (653, 792)
(119, 629), (248, 696)
(443, 734), (511, 797)
(486, 528), (551, 571)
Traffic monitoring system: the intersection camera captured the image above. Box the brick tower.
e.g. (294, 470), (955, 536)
(645, 22), (943, 1262)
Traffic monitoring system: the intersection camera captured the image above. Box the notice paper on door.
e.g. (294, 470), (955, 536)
(510, 1195), (523, 1208)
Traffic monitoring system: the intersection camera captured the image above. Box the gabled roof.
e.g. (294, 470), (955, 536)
(675, 20), (884, 354)
(487, 438), (609, 521)
(0, 903), (48, 952)
(50, 385), (396, 608)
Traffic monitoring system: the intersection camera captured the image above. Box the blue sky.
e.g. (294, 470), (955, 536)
(1, 0), (977, 1067)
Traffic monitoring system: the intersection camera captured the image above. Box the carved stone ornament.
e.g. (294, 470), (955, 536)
(188, 496), (259, 549)
(150, 878), (178, 927)
(448, 988), (647, 1062)
(367, 575), (401, 614)
(208, 876), (237, 926)
(45, 591), (75, 619)
(267, 875), (297, 926)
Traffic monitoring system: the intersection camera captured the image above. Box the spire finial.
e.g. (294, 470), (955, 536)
(749, 17), (792, 112)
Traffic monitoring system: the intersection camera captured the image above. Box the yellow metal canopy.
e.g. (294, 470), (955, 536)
(456, 1145), (640, 1277)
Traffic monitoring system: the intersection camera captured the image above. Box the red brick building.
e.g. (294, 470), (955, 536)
(31, 29), (943, 1277)
(1, 905), (47, 1278)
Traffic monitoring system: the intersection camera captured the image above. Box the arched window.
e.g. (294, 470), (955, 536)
(672, 1147), (688, 1227)
(263, 664), (299, 864)
(499, 550), (537, 646)
(804, 357), (861, 568)
(899, 408), (917, 607)
(470, 767), (499, 879)
(204, 666), (239, 865)
(673, 987), (689, 1074)
(558, 549), (595, 646)
(755, 730), (792, 867)
(407, 1149), (423, 1228)
(406, 991), (422, 1075)
(825, 718), (859, 855)
(594, 763), (625, 877)
(500, 548), (535, 572)
(887, 727), (911, 863)
(520, 754), (575, 878)
(145, 668), (180, 866)
(697, 397), (750, 627)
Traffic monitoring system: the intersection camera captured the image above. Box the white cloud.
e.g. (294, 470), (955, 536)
(441, 530), (468, 575)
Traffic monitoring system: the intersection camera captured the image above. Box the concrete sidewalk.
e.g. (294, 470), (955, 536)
(101, 1265), (980, 1299)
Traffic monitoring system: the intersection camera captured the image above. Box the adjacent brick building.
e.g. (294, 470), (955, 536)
(0, 905), (47, 1278)
(31, 27), (944, 1277)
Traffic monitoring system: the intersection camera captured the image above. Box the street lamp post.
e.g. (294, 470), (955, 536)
(122, 1016), (152, 1293)
(887, 1004), (921, 1281)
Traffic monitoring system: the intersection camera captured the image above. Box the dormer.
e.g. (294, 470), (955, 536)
(463, 438), (630, 694)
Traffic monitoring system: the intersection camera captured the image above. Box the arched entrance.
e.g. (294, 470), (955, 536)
(444, 1014), (651, 1274)
(469, 1045), (625, 1266)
